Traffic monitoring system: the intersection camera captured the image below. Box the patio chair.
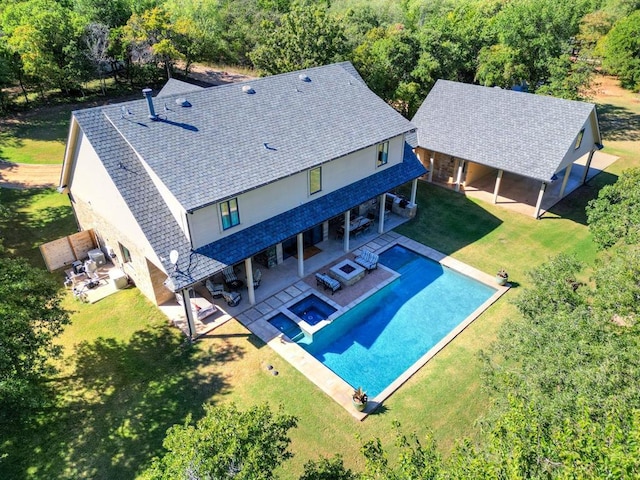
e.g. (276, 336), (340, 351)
(205, 279), (225, 298)
(355, 249), (379, 272)
(222, 265), (239, 284)
(315, 273), (341, 295)
(221, 290), (241, 307)
(252, 269), (262, 289)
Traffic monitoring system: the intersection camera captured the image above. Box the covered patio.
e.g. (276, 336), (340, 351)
(461, 150), (618, 217)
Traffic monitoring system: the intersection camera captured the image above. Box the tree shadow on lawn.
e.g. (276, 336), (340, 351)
(0, 188), (75, 266)
(546, 171), (619, 225)
(396, 182), (502, 256)
(1, 325), (244, 479)
(596, 103), (640, 142)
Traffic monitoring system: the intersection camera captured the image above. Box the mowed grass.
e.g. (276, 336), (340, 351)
(1, 75), (639, 479)
(0, 108), (70, 164)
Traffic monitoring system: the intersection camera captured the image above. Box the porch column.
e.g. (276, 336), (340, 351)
(343, 211), (350, 252)
(378, 193), (386, 234)
(428, 154), (434, 183)
(180, 288), (196, 340)
(559, 163), (573, 198)
(493, 169), (503, 204)
(296, 233), (304, 277)
(245, 257), (255, 305)
(534, 182), (547, 219)
(410, 178), (418, 204)
(455, 160), (464, 192)
(580, 149), (596, 185)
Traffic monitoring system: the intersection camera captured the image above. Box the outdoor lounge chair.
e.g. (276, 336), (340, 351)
(175, 291), (217, 321)
(221, 290), (241, 307)
(222, 265), (238, 284)
(205, 279), (225, 298)
(315, 273), (341, 295)
(355, 249), (379, 272)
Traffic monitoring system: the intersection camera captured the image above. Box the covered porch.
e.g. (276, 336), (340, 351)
(460, 150), (618, 217)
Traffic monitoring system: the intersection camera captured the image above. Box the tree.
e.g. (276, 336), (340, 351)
(300, 455), (358, 480)
(1, 0), (89, 96)
(0, 256), (70, 412)
(122, 6), (184, 80)
(586, 168), (640, 249)
(250, 3), (347, 74)
(600, 10), (640, 91)
(144, 402), (297, 479)
(352, 24), (422, 116)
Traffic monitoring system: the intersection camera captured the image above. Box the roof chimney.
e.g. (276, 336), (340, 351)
(142, 88), (158, 120)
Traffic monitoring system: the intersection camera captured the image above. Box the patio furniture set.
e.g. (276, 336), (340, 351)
(204, 265), (262, 307)
(315, 249), (379, 295)
(335, 216), (372, 240)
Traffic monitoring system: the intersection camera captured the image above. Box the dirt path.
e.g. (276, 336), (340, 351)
(0, 161), (61, 189)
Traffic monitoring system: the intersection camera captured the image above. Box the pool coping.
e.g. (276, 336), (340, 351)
(238, 234), (510, 420)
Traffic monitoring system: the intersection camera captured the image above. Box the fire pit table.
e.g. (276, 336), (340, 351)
(329, 259), (366, 287)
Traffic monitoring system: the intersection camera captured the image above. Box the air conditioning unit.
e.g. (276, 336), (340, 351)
(88, 248), (106, 266)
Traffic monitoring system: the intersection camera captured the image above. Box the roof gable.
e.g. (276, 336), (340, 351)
(412, 80), (597, 182)
(79, 62), (413, 212)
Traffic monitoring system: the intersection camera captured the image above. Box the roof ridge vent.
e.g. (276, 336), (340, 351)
(299, 73), (311, 82)
(242, 85), (256, 94)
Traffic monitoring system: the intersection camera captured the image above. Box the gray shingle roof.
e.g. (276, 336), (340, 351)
(157, 78), (204, 98)
(92, 62), (414, 212)
(412, 80), (597, 182)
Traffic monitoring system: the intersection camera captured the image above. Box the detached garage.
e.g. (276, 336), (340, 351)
(412, 80), (607, 218)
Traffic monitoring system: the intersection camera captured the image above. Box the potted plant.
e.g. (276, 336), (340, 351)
(495, 268), (509, 286)
(352, 387), (368, 411)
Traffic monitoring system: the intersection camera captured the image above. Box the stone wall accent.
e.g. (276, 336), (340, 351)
(71, 196), (165, 305)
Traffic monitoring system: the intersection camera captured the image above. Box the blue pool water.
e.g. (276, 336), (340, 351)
(300, 245), (496, 397)
(268, 313), (304, 342)
(288, 294), (337, 326)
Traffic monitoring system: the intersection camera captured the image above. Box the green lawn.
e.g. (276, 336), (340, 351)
(0, 108), (70, 164)
(1, 75), (639, 479)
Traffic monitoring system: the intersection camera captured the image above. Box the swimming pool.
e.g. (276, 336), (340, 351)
(299, 245), (496, 398)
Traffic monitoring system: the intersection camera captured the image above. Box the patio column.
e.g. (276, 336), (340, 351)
(534, 182), (547, 219)
(410, 178), (418, 204)
(580, 149), (596, 184)
(493, 169), (503, 204)
(297, 233), (304, 277)
(455, 160), (464, 192)
(378, 193), (386, 234)
(245, 257), (255, 305)
(559, 163), (573, 198)
(428, 154), (434, 182)
(343, 211), (350, 252)
(180, 288), (196, 340)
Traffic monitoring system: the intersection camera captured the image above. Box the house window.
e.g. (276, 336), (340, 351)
(377, 141), (389, 167)
(220, 198), (240, 230)
(119, 243), (132, 263)
(575, 128), (585, 149)
(309, 166), (322, 195)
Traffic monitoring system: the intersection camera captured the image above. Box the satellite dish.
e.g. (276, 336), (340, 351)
(169, 250), (179, 265)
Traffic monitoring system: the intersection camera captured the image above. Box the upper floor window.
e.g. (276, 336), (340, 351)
(574, 128), (585, 150)
(377, 141), (389, 167)
(220, 198), (240, 230)
(309, 166), (322, 195)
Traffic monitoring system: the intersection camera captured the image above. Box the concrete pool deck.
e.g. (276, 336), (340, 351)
(235, 232), (510, 420)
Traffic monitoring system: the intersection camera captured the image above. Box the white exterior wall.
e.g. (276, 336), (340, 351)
(69, 132), (162, 266)
(556, 110), (598, 172)
(189, 134), (405, 249)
